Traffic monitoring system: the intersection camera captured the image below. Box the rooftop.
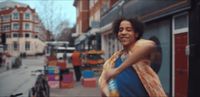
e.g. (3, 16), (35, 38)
(0, 0), (27, 10)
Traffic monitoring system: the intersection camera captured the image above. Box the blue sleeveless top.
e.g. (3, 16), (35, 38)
(115, 57), (149, 97)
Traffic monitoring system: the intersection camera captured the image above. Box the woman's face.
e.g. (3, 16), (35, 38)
(117, 20), (138, 47)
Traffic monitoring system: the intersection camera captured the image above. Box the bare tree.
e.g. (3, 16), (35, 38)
(37, 0), (64, 36)
(55, 20), (71, 41)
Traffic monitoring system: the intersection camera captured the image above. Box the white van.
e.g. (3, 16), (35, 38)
(56, 46), (75, 60)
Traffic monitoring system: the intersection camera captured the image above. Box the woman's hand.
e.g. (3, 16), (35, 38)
(104, 68), (119, 81)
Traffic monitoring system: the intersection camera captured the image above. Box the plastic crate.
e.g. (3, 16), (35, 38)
(82, 78), (96, 88)
(82, 70), (94, 78)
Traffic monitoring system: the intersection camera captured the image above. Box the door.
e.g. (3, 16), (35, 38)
(175, 32), (188, 97)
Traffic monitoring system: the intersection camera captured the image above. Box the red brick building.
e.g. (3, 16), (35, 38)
(0, 1), (46, 56)
(73, 0), (117, 50)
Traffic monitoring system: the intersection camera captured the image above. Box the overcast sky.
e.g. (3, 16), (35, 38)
(0, 0), (76, 34)
(17, 0), (76, 26)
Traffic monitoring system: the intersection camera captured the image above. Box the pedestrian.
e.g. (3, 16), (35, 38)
(99, 17), (167, 97)
(71, 50), (82, 81)
(0, 53), (2, 66)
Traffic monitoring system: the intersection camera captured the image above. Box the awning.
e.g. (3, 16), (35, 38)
(86, 28), (99, 37)
(75, 28), (100, 45)
(74, 33), (87, 45)
(99, 22), (112, 34)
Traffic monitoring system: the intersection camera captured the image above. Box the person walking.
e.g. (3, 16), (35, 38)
(99, 17), (167, 97)
(71, 50), (82, 81)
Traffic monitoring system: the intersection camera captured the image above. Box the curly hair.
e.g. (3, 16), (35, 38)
(112, 17), (144, 40)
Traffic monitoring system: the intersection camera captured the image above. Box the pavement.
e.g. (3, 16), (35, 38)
(0, 65), (7, 73)
(50, 68), (102, 97)
(0, 57), (12, 73)
(50, 80), (101, 97)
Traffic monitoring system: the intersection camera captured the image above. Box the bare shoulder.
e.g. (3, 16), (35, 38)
(135, 39), (156, 48)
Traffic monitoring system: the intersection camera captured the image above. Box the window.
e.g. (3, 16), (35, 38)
(25, 41), (30, 50)
(89, 0), (94, 9)
(24, 13), (30, 20)
(2, 15), (10, 22)
(101, 0), (110, 15)
(25, 23), (30, 30)
(13, 23), (19, 30)
(13, 33), (18, 38)
(13, 41), (18, 51)
(12, 12), (19, 20)
(173, 12), (188, 33)
(35, 35), (38, 38)
(25, 33), (30, 38)
(174, 14), (188, 29)
(2, 24), (10, 32)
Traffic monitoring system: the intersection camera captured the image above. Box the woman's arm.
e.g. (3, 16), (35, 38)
(116, 40), (155, 74)
(107, 40), (156, 79)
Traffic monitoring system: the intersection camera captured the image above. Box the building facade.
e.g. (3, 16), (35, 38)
(74, 0), (200, 97)
(73, 0), (89, 51)
(0, 1), (46, 56)
(73, 0), (118, 52)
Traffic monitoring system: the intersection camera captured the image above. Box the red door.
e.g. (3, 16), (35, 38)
(175, 32), (188, 97)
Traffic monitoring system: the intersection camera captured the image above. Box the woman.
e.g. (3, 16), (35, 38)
(99, 17), (167, 97)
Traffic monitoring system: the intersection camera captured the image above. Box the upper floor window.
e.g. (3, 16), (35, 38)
(101, 0), (110, 16)
(25, 23), (30, 30)
(25, 33), (30, 38)
(2, 15), (10, 22)
(2, 24), (10, 32)
(24, 13), (30, 20)
(89, 0), (95, 9)
(12, 12), (19, 20)
(13, 33), (18, 38)
(12, 23), (19, 30)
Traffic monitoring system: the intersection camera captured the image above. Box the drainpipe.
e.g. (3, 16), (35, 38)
(188, 0), (200, 97)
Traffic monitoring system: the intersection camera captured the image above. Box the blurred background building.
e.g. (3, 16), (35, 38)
(73, 0), (200, 97)
(0, 1), (48, 56)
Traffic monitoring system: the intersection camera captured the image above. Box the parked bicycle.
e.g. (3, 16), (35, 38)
(9, 93), (23, 97)
(29, 74), (50, 97)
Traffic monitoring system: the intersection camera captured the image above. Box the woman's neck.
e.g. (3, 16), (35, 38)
(123, 42), (136, 54)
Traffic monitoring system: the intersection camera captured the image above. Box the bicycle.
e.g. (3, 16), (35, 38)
(9, 93), (23, 97)
(29, 74), (50, 97)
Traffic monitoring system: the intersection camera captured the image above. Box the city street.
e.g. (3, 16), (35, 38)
(0, 56), (45, 97)
(0, 56), (101, 97)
